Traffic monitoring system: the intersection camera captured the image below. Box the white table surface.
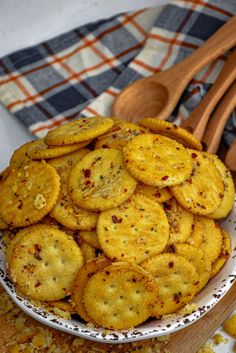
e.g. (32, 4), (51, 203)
(0, 1), (235, 351)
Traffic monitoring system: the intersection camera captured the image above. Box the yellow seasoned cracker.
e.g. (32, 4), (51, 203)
(68, 148), (137, 211)
(79, 241), (97, 261)
(139, 118), (202, 151)
(97, 194), (169, 264)
(26, 138), (91, 160)
(95, 121), (148, 150)
(163, 198), (193, 244)
(10, 141), (34, 166)
(0, 161), (60, 227)
(202, 153), (235, 219)
(166, 243), (211, 293)
(135, 182), (172, 203)
(9, 224), (84, 301)
(71, 257), (111, 322)
(49, 149), (98, 230)
(170, 150), (224, 215)
(141, 253), (199, 316)
(45, 117), (113, 146)
(196, 216), (222, 264)
(210, 229), (231, 279)
(79, 230), (101, 250)
(123, 133), (193, 187)
(185, 216), (204, 247)
(5, 226), (33, 266)
(83, 262), (158, 329)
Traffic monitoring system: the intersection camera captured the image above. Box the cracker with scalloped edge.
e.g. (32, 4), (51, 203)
(97, 194), (169, 264)
(202, 152), (235, 219)
(170, 150), (224, 215)
(141, 253), (199, 317)
(83, 262), (158, 329)
(135, 182), (172, 203)
(27, 138), (91, 160)
(139, 118), (202, 151)
(9, 224), (84, 301)
(71, 257), (111, 322)
(45, 117), (113, 146)
(95, 121), (148, 150)
(0, 161), (60, 227)
(10, 141), (34, 167)
(49, 149), (98, 231)
(210, 229), (231, 279)
(163, 198), (193, 244)
(123, 133), (193, 187)
(68, 148), (137, 211)
(166, 243), (211, 293)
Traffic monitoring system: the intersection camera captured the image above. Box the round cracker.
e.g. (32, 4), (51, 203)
(68, 148), (137, 211)
(163, 198), (193, 244)
(49, 149), (98, 231)
(83, 262), (158, 329)
(97, 194), (169, 264)
(170, 150), (224, 215)
(71, 257), (111, 322)
(210, 229), (231, 279)
(123, 133), (193, 187)
(139, 118), (202, 151)
(10, 141), (34, 167)
(95, 121), (148, 150)
(9, 224), (84, 301)
(202, 153), (235, 219)
(0, 161), (60, 227)
(44, 117), (113, 146)
(27, 138), (91, 160)
(166, 243), (212, 293)
(141, 253), (199, 316)
(135, 182), (172, 203)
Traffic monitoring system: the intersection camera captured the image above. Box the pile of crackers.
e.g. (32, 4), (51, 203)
(0, 116), (234, 330)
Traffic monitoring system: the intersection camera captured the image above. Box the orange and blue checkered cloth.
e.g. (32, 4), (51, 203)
(0, 0), (236, 145)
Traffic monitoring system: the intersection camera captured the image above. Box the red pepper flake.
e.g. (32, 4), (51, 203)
(215, 223), (220, 228)
(168, 261), (174, 268)
(191, 153), (198, 159)
(83, 169), (91, 178)
(112, 215), (123, 224)
(35, 282), (41, 288)
(162, 175), (169, 181)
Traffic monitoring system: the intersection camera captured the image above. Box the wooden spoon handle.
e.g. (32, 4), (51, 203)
(158, 282), (236, 353)
(172, 16), (236, 81)
(225, 139), (236, 171)
(201, 80), (236, 153)
(181, 49), (236, 140)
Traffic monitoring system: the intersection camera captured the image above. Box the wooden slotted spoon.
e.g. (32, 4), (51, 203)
(112, 16), (236, 123)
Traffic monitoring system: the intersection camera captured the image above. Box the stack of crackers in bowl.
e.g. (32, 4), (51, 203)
(0, 116), (234, 332)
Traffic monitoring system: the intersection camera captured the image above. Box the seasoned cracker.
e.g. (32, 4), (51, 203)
(45, 117), (113, 146)
(79, 230), (101, 250)
(163, 198), (193, 244)
(9, 224), (84, 300)
(202, 153), (235, 219)
(123, 133), (193, 187)
(210, 229), (231, 279)
(135, 182), (172, 203)
(80, 241), (97, 261)
(27, 138), (91, 160)
(68, 148), (137, 211)
(170, 150), (224, 215)
(140, 118), (202, 151)
(0, 161), (60, 227)
(95, 121), (148, 150)
(166, 243), (211, 293)
(185, 216), (204, 247)
(83, 262), (158, 329)
(49, 149), (98, 230)
(72, 257), (111, 322)
(97, 194), (169, 264)
(141, 253), (199, 316)
(10, 141), (34, 166)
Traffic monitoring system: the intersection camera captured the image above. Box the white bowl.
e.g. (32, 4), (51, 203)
(1, 197), (236, 344)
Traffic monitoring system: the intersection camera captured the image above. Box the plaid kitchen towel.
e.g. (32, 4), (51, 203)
(0, 0), (236, 145)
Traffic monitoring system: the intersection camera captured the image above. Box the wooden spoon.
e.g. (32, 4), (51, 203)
(181, 48), (236, 140)
(225, 138), (236, 171)
(201, 80), (236, 154)
(112, 16), (236, 123)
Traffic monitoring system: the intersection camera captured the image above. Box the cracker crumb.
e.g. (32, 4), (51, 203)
(197, 341), (215, 353)
(212, 333), (228, 345)
(223, 313), (236, 339)
(33, 194), (46, 209)
(178, 303), (197, 315)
